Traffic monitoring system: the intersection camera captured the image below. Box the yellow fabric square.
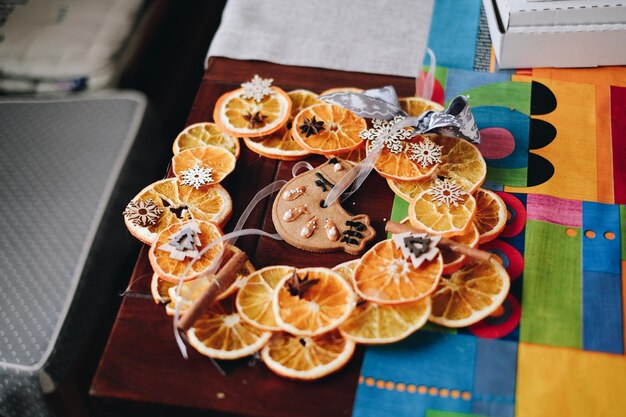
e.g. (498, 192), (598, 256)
(516, 343), (626, 417)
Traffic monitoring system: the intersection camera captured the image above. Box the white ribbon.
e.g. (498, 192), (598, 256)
(172, 180), (287, 357)
(291, 160), (314, 177)
(416, 48), (436, 100)
(322, 117), (422, 208)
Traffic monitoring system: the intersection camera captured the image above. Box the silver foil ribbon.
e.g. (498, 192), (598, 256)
(414, 96), (480, 143)
(321, 86), (405, 120)
(320, 87), (480, 144)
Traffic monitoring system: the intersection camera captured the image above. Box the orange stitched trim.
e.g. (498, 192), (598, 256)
(359, 376), (472, 400)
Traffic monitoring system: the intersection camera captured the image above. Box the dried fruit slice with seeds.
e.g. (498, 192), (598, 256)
(242, 89), (317, 160)
(291, 104), (366, 155)
(261, 331), (355, 380)
(429, 258), (510, 328)
(124, 178), (232, 244)
(187, 300), (272, 360)
(473, 189), (507, 244)
(354, 240), (442, 304)
(236, 265), (295, 331)
(172, 122), (240, 158)
(272, 267), (356, 336)
(214, 86), (291, 137)
(148, 220), (224, 283)
(333, 260), (431, 344)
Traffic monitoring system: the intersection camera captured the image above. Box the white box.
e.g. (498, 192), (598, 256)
(484, 0), (626, 68)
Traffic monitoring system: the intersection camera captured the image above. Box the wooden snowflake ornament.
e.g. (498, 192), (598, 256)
(123, 199), (162, 227)
(241, 74), (273, 102)
(272, 158), (376, 255)
(427, 177), (467, 207)
(407, 138), (443, 167)
(180, 163), (215, 190)
(359, 115), (412, 154)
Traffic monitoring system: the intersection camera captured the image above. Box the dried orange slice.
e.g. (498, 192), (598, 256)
(289, 89), (320, 110)
(243, 131), (308, 160)
(366, 135), (440, 181)
(441, 223), (479, 274)
(187, 301), (272, 360)
(333, 260), (431, 344)
(165, 246), (256, 315)
(172, 145), (236, 186)
(236, 265), (295, 331)
(432, 135), (486, 193)
(399, 96), (444, 117)
(273, 268), (356, 336)
(124, 178), (232, 244)
(320, 87), (364, 95)
(332, 259), (360, 287)
(242, 89), (317, 160)
(326, 141), (367, 166)
(429, 258), (510, 328)
(387, 177), (432, 202)
(473, 189), (507, 244)
(291, 104), (366, 155)
(354, 240), (442, 304)
(172, 122), (240, 158)
(408, 178), (477, 237)
(261, 331), (355, 380)
(148, 220), (223, 283)
(214, 86), (291, 137)
(387, 134), (486, 201)
(151, 273), (174, 304)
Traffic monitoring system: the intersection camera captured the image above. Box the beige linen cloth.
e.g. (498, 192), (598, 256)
(207, 0), (434, 77)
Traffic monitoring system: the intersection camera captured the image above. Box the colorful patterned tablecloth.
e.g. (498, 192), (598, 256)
(352, 1), (626, 416)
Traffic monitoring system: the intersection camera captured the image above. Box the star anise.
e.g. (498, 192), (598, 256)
(299, 116), (325, 138)
(286, 271), (320, 299)
(243, 111), (267, 128)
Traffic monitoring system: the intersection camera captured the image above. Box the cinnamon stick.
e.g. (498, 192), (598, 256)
(385, 221), (492, 263)
(177, 251), (248, 331)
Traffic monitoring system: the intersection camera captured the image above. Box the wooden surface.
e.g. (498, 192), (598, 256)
(90, 57), (416, 417)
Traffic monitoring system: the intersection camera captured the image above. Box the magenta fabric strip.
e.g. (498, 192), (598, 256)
(526, 194), (582, 227)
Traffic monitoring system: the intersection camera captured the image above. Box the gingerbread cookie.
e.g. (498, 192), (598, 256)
(272, 158), (376, 255)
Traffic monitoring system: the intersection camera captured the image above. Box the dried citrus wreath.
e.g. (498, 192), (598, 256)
(124, 75), (510, 380)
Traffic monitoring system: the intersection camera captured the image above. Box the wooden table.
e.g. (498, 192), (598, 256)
(90, 57), (418, 417)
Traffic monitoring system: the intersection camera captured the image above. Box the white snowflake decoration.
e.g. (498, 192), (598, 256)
(359, 115), (412, 154)
(407, 138), (443, 167)
(241, 74), (273, 102)
(123, 199), (162, 227)
(426, 178), (467, 207)
(180, 163), (214, 190)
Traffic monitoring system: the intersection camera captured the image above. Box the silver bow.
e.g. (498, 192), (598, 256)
(320, 86), (404, 120)
(414, 96), (480, 143)
(320, 87), (480, 144)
